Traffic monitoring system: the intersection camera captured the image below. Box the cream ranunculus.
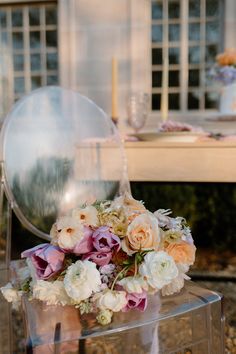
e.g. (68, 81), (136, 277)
(121, 213), (161, 255)
(32, 280), (71, 306)
(0, 283), (22, 303)
(139, 251), (178, 289)
(64, 260), (101, 303)
(96, 309), (113, 325)
(118, 276), (148, 294)
(93, 289), (127, 312)
(72, 206), (98, 227)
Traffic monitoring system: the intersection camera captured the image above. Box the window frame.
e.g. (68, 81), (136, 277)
(148, 0), (236, 130)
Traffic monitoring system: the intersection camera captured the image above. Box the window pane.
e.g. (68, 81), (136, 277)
(188, 92), (200, 109)
(169, 1), (180, 19)
(205, 44), (218, 63)
(206, 0), (219, 17)
(47, 75), (58, 85)
(152, 48), (162, 65)
(152, 25), (162, 43)
(152, 94), (161, 110)
(46, 30), (57, 48)
(169, 93), (180, 110)
(31, 54), (41, 71)
(205, 92), (219, 109)
(152, 2), (162, 20)
(0, 10), (7, 28)
(189, 23), (201, 41)
(12, 32), (24, 49)
(169, 70), (179, 87)
(169, 47), (180, 64)
(46, 52), (58, 70)
(12, 9), (23, 27)
(13, 54), (24, 71)
(14, 77), (25, 94)
(31, 76), (42, 89)
(1, 32), (8, 45)
(189, 69), (200, 87)
(206, 21), (220, 42)
(189, 46), (200, 64)
(29, 7), (40, 26)
(46, 7), (57, 25)
(30, 31), (40, 49)
(169, 24), (180, 42)
(189, 0), (200, 18)
(152, 71), (162, 87)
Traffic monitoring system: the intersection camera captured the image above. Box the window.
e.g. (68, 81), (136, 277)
(0, 1), (58, 120)
(151, 0), (224, 114)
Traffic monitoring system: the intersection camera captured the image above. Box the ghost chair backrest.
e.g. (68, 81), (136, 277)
(0, 87), (129, 264)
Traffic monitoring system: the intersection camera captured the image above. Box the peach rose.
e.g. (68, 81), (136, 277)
(165, 241), (196, 265)
(121, 213), (160, 255)
(216, 49), (236, 66)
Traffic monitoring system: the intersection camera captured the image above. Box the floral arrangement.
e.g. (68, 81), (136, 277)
(1, 194), (196, 326)
(210, 48), (236, 85)
(158, 120), (203, 133)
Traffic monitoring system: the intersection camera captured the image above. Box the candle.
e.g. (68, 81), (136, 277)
(111, 57), (118, 124)
(161, 0), (169, 121)
(161, 50), (169, 121)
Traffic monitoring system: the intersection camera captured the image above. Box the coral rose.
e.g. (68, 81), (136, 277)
(165, 241), (196, 265)
(122, 213), (160, 255)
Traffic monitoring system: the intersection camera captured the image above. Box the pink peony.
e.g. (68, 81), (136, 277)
(122, 291), (147, 312)
(21, 244), (65, 280)
(92, 226), (121, 252)
(82, 251), (112, 266)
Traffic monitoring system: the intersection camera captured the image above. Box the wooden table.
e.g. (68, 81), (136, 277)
(124, 140), (236, 182)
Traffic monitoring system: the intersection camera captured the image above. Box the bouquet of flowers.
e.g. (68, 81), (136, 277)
(1, 194), (196, 325)
(210, 48), (236, 85)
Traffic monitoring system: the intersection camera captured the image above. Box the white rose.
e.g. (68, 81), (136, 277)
(72, 206), (98, 226)
(161, 263), (190, 296)
(122, 212), (161, 255)
(0, 283), (22, 303)
(64, 260), (101, 303)
(93, 289), (127, 312)
(118, 276), (148, 294)
(139, 251), (178, 289)
(32, 280), (71, 306)
(55, 216), (85, 250)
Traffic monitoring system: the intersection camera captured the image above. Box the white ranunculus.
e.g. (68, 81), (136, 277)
(118, 276), (148, 294)
(93, 289), (128, 312)
(161, 263), (190, 296)
(32, 280), (71, 306)
(55, 216), (85, 250)
(72, 205), (98, 226)
(139, 251), (178, 290)
(64, 260), (101, 303)
(0, 283), (22, 303)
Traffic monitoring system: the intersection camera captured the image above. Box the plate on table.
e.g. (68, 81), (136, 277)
(135, 131), (207, 143)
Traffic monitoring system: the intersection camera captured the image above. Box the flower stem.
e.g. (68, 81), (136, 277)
(111, 265), (130, 290)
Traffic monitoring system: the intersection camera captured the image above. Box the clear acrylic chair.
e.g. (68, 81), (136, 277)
(0, 87), (224, 353)
(0, 86), (129, 353)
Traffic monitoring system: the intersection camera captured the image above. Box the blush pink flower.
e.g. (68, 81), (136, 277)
(82, 251), (112, 266)
(92, 226), (121, 252)
(21, 244), (65, 280)
(122, 291), (147, 312)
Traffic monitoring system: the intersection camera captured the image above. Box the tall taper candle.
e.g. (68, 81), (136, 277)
(111, 57), (118, 124)
(161, 0), (169, 121)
